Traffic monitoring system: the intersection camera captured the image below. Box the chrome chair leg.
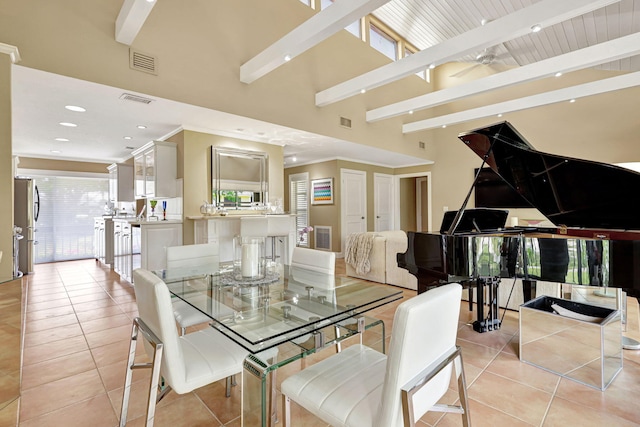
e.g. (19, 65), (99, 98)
(282, 395), (291, 427)
(120, 317), (165, 427)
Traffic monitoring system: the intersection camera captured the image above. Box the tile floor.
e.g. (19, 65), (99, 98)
(12, 259), (640, 426)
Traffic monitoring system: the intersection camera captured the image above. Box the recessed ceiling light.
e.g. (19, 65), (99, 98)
(442, 125), (447, 128)
(497, 114), (503, 118)
(64, 105), (86, 112)
(59, 122), (77, 127)
(555, 72), (563, 77)
(408, 110), (414, 115)
(429, 64), (436, 69)
(569, 98), (576, 103)
(146, 0), (155, 2)
(54, 138), (69, 142)
(480, 18), (488, 26)
(50, 150), (61, 154)
(284, 54), (292, 62)
(360, 89), (366, 94)
(292, 156), (297, 162)
(136, 125), (147, 129)
(124, 136), (132, 140)
(531, 24), (542, 33)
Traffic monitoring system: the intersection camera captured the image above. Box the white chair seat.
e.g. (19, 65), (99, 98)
(178, 327), (248, 394)
(173, 300), (212, 331)
(281, 344), (386, 427)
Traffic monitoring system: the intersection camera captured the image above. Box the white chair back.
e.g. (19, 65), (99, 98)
(166, 243), (219, 274)
(291, 247), (335, 274)
(132, 268), (186, 390)
(376, 283), (462, 427)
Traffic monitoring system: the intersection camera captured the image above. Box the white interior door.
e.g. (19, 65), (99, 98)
(374, 173), (393, 231)
(341, 169), (367, 254)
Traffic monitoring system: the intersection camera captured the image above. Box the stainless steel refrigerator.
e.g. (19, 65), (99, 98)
(14, 177), (39, 275)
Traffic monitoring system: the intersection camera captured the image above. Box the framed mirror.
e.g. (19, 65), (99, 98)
(211, 147), (268, 209)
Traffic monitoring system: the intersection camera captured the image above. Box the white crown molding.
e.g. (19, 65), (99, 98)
(0, 43), (21, 63)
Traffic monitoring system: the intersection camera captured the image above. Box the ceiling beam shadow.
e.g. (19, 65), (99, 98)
(402, 70), (640, 133)
(367, 31), (640, 122)
(240, 0), (391, 84)
(115, 0), (157, 46)
(315, 0), (621, 107)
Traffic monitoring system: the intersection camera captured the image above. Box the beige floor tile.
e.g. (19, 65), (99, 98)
(126, 393), (221, 427)
(21, 350), (97, 390)
(108, 378), (183, 424)
(80, 312), (132, 335)
(485, 351), (561, 393)
(72, 298), (119, 313)
(97, 355), (152, 392)
(69, 292), (112, 305)
(19, 370), (106, 422)
(23, 322), (84, 348)
(90, 339), (146, 368)
(84, 324), (133, 349)
(27, 291), (69, 303)
(22, 335), (89, 366)
(0, 398), (18, 427)
(24, 312), (78, 333)
(26, 298), (72, 312)
(24, 304), (75, 321)
(543, 395), (640, 427)
(75, 304), (126, 322)
(468, 371), (552, 426)
(19, 393), (118, 427)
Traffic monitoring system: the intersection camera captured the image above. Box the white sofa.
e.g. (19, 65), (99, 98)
(345, 230), (417, 290)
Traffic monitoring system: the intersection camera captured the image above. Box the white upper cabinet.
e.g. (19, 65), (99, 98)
(132, 141), (177, 199)
(107, 163), (134, 202)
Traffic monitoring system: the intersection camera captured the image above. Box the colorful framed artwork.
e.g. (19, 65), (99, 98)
(311, 178), (334, 205)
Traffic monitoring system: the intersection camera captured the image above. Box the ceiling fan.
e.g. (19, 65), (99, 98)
(450, 47), (508, 78)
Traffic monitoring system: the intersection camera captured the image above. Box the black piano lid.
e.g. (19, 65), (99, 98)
(458, 121), (640, 231)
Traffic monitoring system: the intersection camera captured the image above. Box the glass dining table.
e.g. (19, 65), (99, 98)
(154, 263), (403, 427)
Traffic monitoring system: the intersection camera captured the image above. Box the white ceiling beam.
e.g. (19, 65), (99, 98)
(367, 31), (640, 122)
(402, 70), (640, 134)
(315, 0), (621, 107)
(115, 0), (157, 46)
(240, 0), (391, 84)
(0, 42), (21, 63)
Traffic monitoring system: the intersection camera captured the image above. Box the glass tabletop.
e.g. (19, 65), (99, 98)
(154, 264), (403, 353)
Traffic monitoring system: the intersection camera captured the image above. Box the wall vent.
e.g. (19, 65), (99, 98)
(314, 226), (332, 251)
(339, 116), (352, 129)
(129, 49), (157, 75)
(419, 141), (425, 149)
(119, 93), (154, 104)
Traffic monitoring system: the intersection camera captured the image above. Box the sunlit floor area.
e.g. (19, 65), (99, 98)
(13, 258), (640, 426)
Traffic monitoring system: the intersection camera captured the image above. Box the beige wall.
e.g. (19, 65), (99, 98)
(172, 130), (284, 245)
(17, 157), (110, 174)
(285, 160), (431, 252)
(0, 54), (12, 280)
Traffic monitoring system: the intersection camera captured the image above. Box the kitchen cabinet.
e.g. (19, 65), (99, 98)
(94, 217), (114, 266)
(140, 222), (182, 271)
(107, 163), (134, 202)
(113, 219), (181, 282)
(132, 141), (177, 199)
(113, 220), (133, 282)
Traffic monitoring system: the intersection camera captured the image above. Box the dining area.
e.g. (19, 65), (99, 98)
(118, 242), (471, 427)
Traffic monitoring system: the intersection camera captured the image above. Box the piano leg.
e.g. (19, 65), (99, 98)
(522, 279), (537, 303)
(472, 277), (502, 333)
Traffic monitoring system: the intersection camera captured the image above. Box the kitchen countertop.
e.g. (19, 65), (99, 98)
(112, 218), (183, 225)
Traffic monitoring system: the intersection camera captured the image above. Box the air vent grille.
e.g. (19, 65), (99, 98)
(339, 117), (352, 129)
(129, 49), (157, 75)
(314, 226), (332, 251)
(419, 141), (425, 149)
(119, 93), (154, 104)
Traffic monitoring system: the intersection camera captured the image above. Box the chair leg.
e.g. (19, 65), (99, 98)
(455, 352), (471, 427)
(334, 325), (342, 353)
(120, 318), (165, 427)
(225, 376), (233, 398)
(180, 326), (186, 336)
(282, 395), (291, 427)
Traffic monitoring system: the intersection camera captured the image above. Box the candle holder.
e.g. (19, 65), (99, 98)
(233, 236), (266, 280)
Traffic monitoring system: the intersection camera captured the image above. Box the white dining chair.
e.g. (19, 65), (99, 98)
(121, 268), (248, 426)
(166, 243), (219, 335)
(281, 283), (470, 427)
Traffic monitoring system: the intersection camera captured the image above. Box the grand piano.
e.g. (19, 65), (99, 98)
(398, 121), (640, 337)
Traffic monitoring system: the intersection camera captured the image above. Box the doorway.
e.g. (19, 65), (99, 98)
(394, 172), (431, 232)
